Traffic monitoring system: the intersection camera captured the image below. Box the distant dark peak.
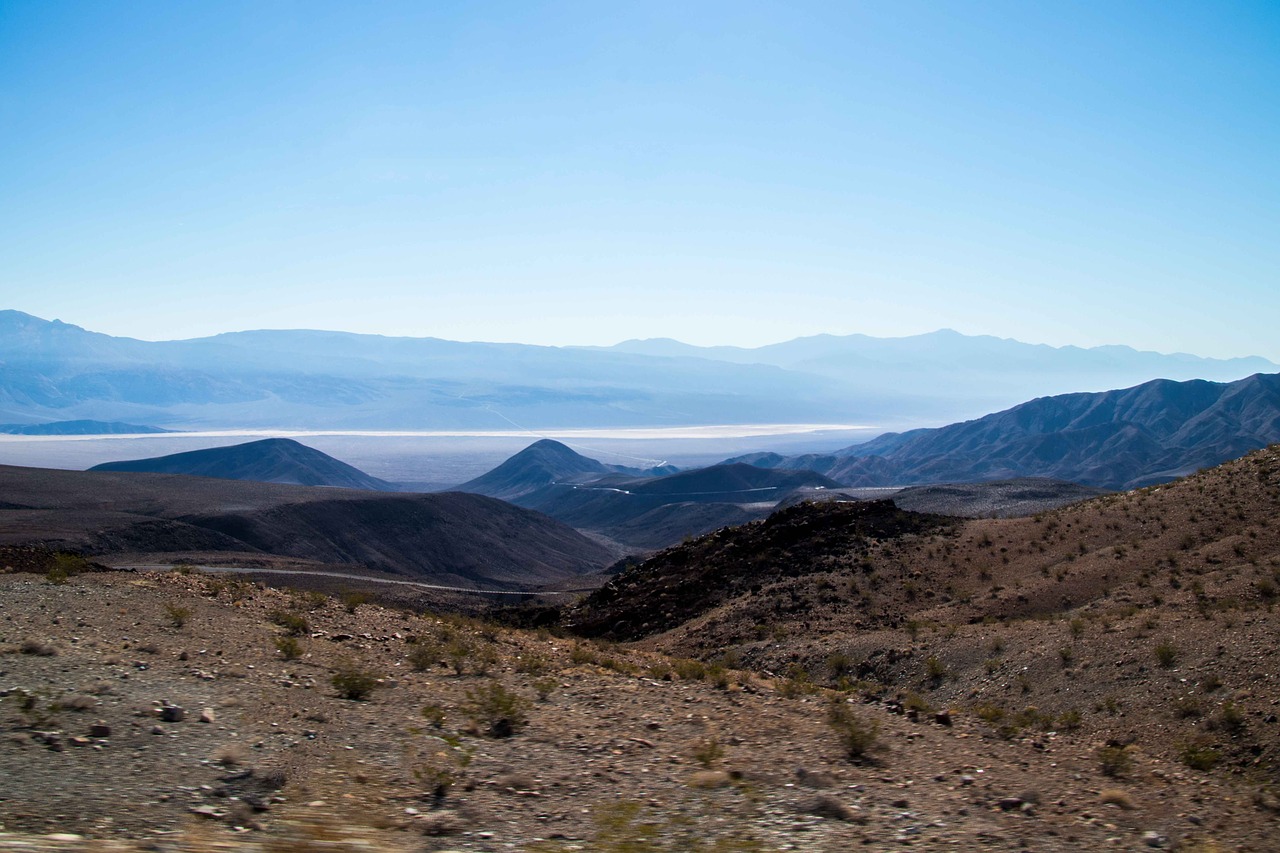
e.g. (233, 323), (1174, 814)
(89, 438), (394, 491)
(455, 439), (612, 501)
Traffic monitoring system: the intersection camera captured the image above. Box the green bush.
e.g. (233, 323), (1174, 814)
(1154, 641), (1179, 668)
(340, 590), (372, 613)
(331, 661), (380, 700)
(269, 609), (310, 637)
(407, 641), (441, 672)
(1096, 745), (1133, 778)
(45, 553), (90, 585)
(164, 603), (193, 629)
(828, 699), (879, 762)
(1179, 739), (1221, 771)
(275, 635), (303, 660)
(463, 681), (529, 738)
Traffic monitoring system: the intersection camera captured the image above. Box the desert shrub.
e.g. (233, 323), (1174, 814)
(339, 590), (371, 613)
(1069, 617), (1086, 638)
(331, 661), (380, 700)
(414, 763), (456, 801)
(691, 738), (724, 768)
(275, 635), (303, 660)
(569, 644), (599, 666)
(1058, 646), (1075, 667)
(1099, 788), (1135, 810)
(1215, 701), (1247, 734)
(1154, 641), (1179, 668)
(45, 552), (90, 585)
(533, 676), (558, 701)
(269, 609), (310, 637)
(420, 703), (446, 728)
(706, 663), (731, 690)
(446, 638), (475, 675)
(671, 658), (707, 681)
(463, 681), (529, 738)
(1096, 745), (1133, 778)
(19, 639), (57, 657)
(407, 641), (441, 672)
(776, 666), (815, 698)
(164, 603), (193, 629)
(55, 693), (96, 712)
(212, 743), (251, 767)
(924, 655), (947, 682)
(645, 661), (673, 680)
(1057, 709), (1082, 731)
(515, 653), (550, 675)
(828, 699), (879, 762)
(1173, 696), (1203, 719)
(472, 644), (499, 676)
(1180, 738), (1221, 771)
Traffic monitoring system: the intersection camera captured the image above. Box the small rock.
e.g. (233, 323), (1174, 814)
(88, 722), (112, 738)
(998, 797), (1024, 811)
(892, 798), (910, 809)
(803, 794), (866, 823)
(199, 709), (216, 724)
(160, 704), (186, 723)
(151, 725), (165, 735)
(190, 805), (223, 819)
(1142, 830), (1168, 848)
(687, 770), (733, 789)
(796, 768), (836, 789)
(934, 710), (953, 726)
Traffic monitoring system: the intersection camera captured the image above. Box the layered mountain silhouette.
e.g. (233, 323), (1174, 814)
(90, 438), (395, 491)
(0, 420), (172, 435)
(459, 440), (840, 549)
(730, 373), (1280, 490)
(4, 309), (1275, 429)
(0, 464), (612, 588)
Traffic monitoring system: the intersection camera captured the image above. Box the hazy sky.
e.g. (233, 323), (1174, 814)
(2, 1), (1277, 358)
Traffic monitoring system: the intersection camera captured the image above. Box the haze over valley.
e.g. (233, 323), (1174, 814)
(4, 2), (1280, 849)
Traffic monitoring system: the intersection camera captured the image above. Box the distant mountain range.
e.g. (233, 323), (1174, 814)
(457, 440), (838, 549)
(90, 438), (394, 491)
(3, 309), (1274, 430)
(0, 419), (172, 435)
(729, 373), (1280, 490)
(0, 464), (612, 588)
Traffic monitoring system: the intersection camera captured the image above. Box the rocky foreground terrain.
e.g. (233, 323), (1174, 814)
(1, 447), (1279, 850)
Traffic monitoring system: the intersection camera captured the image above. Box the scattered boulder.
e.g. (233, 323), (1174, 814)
(803, 794), (866, 823)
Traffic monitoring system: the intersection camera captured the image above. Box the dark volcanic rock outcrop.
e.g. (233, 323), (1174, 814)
(566, 499), (953, 641)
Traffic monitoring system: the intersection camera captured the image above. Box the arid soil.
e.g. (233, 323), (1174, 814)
(2, 447), (1280, 850)
(0, 563), (1274, 851)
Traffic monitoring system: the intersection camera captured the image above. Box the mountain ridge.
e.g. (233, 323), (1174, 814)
(730, 373), (1280, 490)
(3, 309), (1275, 430)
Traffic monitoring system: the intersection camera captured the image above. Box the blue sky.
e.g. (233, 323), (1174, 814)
(2, 1), (1277, 359)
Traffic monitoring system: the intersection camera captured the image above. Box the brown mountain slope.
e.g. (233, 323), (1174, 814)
(568, 444), (1280, 796)
(0, 465), (612, 588)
